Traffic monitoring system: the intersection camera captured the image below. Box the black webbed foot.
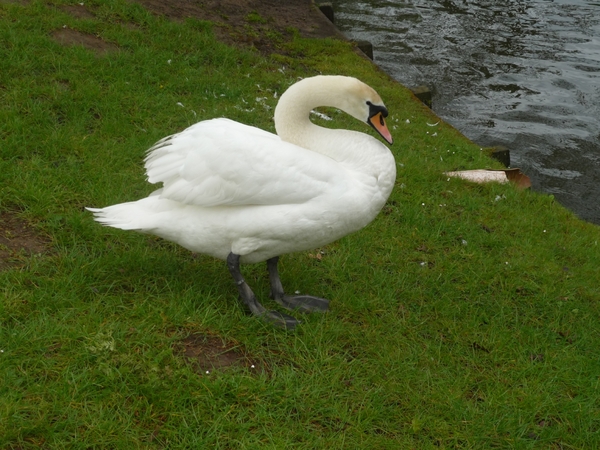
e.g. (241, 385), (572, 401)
(259, 309), (301, 330)
(273, 294), (330, 313)
(267, 256), (330, 313)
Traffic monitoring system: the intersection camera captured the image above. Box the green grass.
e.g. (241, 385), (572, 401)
(2, 0), (600, 448)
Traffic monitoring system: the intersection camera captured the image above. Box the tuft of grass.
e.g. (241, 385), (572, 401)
(246, 10), (267, 24)
(1, 1), (600, 448)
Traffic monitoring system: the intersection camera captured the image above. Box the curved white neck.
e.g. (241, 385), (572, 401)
(274, 77), (360, 153)
(273, 76), (392, 170)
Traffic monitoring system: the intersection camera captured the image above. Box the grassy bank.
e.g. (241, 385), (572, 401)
(1, 0), (599, 448)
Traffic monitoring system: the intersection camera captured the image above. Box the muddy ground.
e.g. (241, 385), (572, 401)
(53, 0), (346, 55)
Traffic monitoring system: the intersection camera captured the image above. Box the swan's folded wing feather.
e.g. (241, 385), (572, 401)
(144, 118), (340, 207)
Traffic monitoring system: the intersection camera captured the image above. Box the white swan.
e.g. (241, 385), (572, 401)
(89, 75), (396, 329)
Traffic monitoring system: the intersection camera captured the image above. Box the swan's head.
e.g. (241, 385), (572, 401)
(338, 78), (393, 145)
(366, 100), (393, 145)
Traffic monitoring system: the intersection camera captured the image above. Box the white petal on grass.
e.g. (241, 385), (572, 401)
(447, 170), (511, 185)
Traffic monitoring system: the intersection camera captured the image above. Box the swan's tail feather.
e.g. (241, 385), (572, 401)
(86, 204), (145, 231)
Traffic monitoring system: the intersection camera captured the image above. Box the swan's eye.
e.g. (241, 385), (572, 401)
(367, 101), (389, 120)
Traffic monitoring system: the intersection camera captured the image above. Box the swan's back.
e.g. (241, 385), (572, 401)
(143, 118), (351, 209)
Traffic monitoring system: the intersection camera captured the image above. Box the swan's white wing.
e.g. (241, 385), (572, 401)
(144, 118), (342, 207)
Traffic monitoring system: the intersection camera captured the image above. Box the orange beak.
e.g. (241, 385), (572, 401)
(368, 112), (393, 145)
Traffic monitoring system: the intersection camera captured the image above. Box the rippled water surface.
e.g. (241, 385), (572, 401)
(331, 0), (600, 224)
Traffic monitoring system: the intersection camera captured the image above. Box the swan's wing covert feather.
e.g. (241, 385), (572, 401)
(144, 118), (341, 207)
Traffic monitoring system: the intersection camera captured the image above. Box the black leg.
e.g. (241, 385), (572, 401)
(267, 256), (329, 313)
(226, 253), (300, 330)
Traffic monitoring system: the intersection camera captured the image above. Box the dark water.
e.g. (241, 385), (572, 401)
(331, 0), (600, 225)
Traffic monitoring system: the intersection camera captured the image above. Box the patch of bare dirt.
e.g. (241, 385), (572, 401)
(0, 211), (50, 271)
(177, 333), (264, 374)
(49, 1), (351, 56)
(131, 0), (345, 52)
(51, 28), (119, 55)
